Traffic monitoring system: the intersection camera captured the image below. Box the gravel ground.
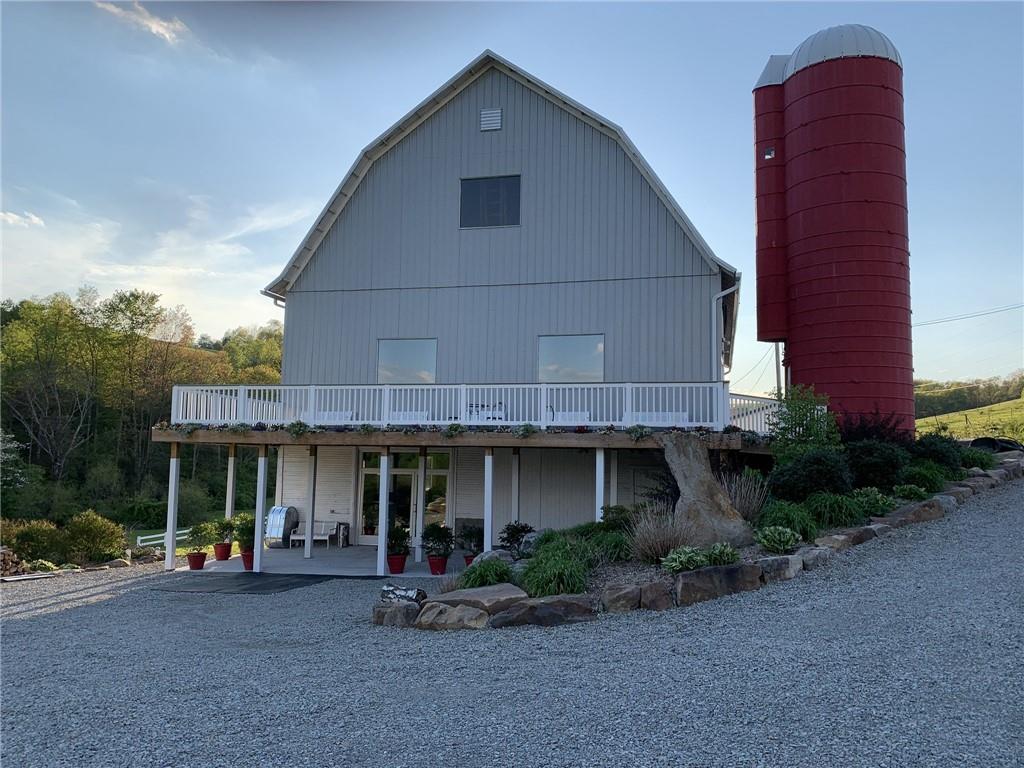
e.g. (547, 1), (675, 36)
(3, 481), (1022, 768)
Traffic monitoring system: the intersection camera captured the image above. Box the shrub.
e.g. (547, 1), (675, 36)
(520, 536), (594, 597)
(768, 384), (841, 463)
(662, 546), (708, 573)
(768, 448), (853, 502)
(185, 521), (217, 552)
(4, 519), (64, 561)
(214, 517), (235, 542)
(588, 530), (631, 563)
(893, 484), (929, 501)
(26, 559), (59, 572)
(457, 525), (484, 555)
(758, 500), (817, 541)
(233, 513), (256, 551)
(628, 501), (691, 564)
(960, 447), (995, 470)
(851, 487), (897, 518)
(459, 557), (514, 589)
(63, 511), (127, 565)
(705, 542), (740, 566)
(755, 526), (800, 554)
(910, 434), (962, 476)
(845, 440), (911, 491)
(839, 409), (913, 444)
(600, 505), (634, 532)
(896, 460), (946, 493)
(421, 522), (455, 558)
(387, 526), (410, 555)
(498, 521), (535, 559)
(715, 468), (769, 524)
(803, 493), (866, 529)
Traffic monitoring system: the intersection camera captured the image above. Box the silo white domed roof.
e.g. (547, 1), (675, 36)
(755, 24), (901, 88)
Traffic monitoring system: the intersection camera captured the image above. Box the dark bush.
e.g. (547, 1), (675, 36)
(588, 530), (631, 563)
(498, 521), (535, 559)
(892, 484), (929, 501)
(3, 519), (65, 562)
(111, 497), (166, 529)
(803, 492), (866, 529)
(758, 500), (818, 541)
(768, 448), (852, 502)
(839, 409), (913, 444)
(896, 460), (947, 493)
(459, 558), (514, 589)
(62, 510), (127, 564)
(960, 447), (995, 470)
(846, 440), (911, 491)
(910, 434), (962, 476)
(599, 505), (634, 532)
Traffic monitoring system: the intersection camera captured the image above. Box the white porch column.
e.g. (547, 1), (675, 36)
(415, 448), (427, 562)
(609, 449), (618, 507)
(224, 444), (236, 519)
(483, 447), (494, 552)
(595, 448), (606, 522)
(511, 448), (520, 522)
(253, 445), (268, 573)
(303, 446), (318, 559)
(163, 443), (180, 571)
(376, 449), (390, 576)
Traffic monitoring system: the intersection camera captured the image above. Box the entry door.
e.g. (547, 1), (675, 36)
(358, 469), (417, 545)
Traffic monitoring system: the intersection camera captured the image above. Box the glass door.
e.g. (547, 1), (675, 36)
(358, 458), (418, 545)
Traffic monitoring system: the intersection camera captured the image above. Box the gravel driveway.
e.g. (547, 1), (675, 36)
(3, 481), (1022, 768)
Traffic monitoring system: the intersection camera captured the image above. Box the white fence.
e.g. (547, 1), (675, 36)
(136, 528), (191, 548)
(728, 393), (779, 434)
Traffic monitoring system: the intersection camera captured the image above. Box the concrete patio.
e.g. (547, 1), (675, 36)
(188, 543), (472, 577)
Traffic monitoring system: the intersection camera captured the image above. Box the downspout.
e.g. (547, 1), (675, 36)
(710, 283), (739, 381)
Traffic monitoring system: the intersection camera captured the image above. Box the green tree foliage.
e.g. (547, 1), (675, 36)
(767, 385), (841, 464)
(915, 373), (1024, 418)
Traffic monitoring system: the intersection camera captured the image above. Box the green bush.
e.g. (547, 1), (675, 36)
(4, 519), (65, 561)
(63, 510), (127, 564)
(910, 434), (963, 476)
(520, 536), (594, 597)
(498, 521), (535, 559)
(27, 559), (59, 572)
(588, 530), (631, 563)
(233, 513), (256, 551)
(758, 500), (818, 542)
(851, 487), (897, 518)
(421, 522), (455, 558)
(755, 526), (800, 554)
(960, 447), (995, 470)
(803, 492), (866, 529)
(387, 526), (410, 556)
(768, 448), (852, 502)
(599, 505), (634, 532)
(185, 521), (218, 552)
(459, 557), (514, 589)
(892, 484), (929, 501)
(662, 546), (708, 573)
(846, 440), (911, 491)
(705, 542), (740, 566)
(768, 384), (842, 464)
(896, 460), (947, 493)
(563, 521), (604, 539)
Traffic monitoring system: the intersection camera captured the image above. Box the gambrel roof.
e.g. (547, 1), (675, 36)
(263, 49), (738, 301)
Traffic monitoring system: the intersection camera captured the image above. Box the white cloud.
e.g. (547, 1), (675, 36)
(0, 211), (45, 228)
(94, 1), (190, 46)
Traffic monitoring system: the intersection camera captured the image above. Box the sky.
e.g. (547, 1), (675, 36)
(2, 1), (1022, 393)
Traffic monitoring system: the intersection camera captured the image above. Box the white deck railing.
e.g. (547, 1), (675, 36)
(170, 382), (769, 430)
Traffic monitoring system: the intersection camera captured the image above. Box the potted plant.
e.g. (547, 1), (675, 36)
(213, 518), (235, 561)
(233, 512), (256, 570)
(421, 522), (455, 575)
(386, 525), (410, 574)
(363, 503), (378, 536)
(458, 525), (484, 566)
(185, 521), (216, 570)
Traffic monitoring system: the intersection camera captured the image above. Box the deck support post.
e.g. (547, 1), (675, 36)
(595, 448), (606, 522)
(511, 448), (520, 522)
(303, 446), (318, 559)
(254, 445), (268, 573)
(164, 443), (180, 571)
(224, 444), (236, 519)
(483, 447), (494, 551)
(376, 449), (390, 576)
(609, 449), (618, 507)
(415, 448), (427, 562)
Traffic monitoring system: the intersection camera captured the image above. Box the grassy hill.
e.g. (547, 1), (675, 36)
(916, 398), (1024, 439)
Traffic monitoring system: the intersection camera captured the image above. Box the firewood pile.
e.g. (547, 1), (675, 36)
(1, 547), (29, 577)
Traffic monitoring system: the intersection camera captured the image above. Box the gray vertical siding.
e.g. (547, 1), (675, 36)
(282, 66), (721, 385)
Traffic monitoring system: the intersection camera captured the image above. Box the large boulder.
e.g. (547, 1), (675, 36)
(414, 602), (489, 631)
(640, 579), (675, 611)
(655, 432), (753, 547)
(756, 555), (802, 583)
(518, 530), (551, 558)
(430, 583), (527, 615)
(470, 550), (515, 567)
(372, 601), (421, 628)
(601, 584), (641, 613)
(380, 584), (427, 604)
(489, 594), (597, 628)
(674, 563), (762, 606)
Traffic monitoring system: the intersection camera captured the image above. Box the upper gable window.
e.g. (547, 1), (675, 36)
(460, 175), (520, 228)
(377, 339), (437, 384)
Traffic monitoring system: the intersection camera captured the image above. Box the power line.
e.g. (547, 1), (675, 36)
(731, 346), (772, 386)
(913, 303), (1024, 327)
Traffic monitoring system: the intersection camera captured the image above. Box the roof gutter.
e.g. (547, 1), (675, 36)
(260, 288), (287, 309)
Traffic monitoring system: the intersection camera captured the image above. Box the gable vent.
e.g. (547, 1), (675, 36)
(479, 108), (502, 131)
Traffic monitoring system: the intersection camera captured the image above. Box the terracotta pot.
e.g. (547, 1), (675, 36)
(387, 554), (407, 574)
(427, 555), (448, 576)
(186, 552), (207, 570)
(212, 542), (232, 561)
(464, 554), (476, 567)
(240, 551), (254, 571)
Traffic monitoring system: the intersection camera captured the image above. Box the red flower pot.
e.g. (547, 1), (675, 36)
(186, 552), (207, 570)
(464, 554), (476, 567)
(213, 542), (232, 561)
(387, 554), (407, 574)
(240, 551), (254, 571)
(427, 555), (448, 575)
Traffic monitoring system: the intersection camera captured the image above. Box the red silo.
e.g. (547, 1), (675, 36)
(754, 24), (914, 432)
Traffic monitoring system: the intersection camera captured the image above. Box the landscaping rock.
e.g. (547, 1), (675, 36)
(414, 602), (489, 631)
(601, 584), (641, 613)
(83, 566), (110, 572)
(967, 467), (989, 478)
(814, 533), (852, 551)
(942, 485), (973, 503)
(756, 555), (802, 583)
(932, 495), (959, 515)
(489, 594), (597, 628)
(985, 469), (1009, 483)
(868, 523), (893, 537)
(674, 563), (762, 606)
(104, 558), (131, 568)
(640, 579), (675, 611)
(998, 461), (1022, 479)
(839, 526), (878, 546)
(880, 499), (945, 527)
(431, 583), (528, 615)
(960, 476), (997, 492)
(470, 549), (515, 567)
(372, 601), (421, 628)
(796, 546), (833, 570)
(380, 584), (427, 604)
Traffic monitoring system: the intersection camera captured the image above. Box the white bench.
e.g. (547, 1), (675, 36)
(290, 520), (337, 549)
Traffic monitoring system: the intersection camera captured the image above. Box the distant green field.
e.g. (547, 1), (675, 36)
(917, 398), (1024, 440)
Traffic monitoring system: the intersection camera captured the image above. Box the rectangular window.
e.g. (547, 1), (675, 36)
(460, 175), (520, 228)
(377, 339), (437, 384)
(538, 334), (605, 383)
